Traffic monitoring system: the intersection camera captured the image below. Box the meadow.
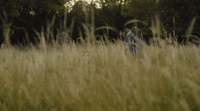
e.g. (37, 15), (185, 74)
(0, 6), (200, 110)
(0, 39), (200, 111)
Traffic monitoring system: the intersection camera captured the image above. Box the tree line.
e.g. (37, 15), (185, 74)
(0, 0), (200, 45)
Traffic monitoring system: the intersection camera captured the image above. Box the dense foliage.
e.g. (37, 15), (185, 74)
(0, 0), (200, 45)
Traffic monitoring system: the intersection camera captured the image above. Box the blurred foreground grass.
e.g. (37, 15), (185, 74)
(0, 42), (200, 111)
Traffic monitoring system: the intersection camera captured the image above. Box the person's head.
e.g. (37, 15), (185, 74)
(136, 30), (142, 37)
(136, 30), (142, 34)
(131, 27), (137, 34)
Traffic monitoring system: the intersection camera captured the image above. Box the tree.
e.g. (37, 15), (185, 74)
(0, 0), (66, 45)
(92, 0), (129, 40)
(68, 1), (91, 40)
(158, 0), (200, 42)
(120, 0), (200, 43)
(122, 0), (156, 42)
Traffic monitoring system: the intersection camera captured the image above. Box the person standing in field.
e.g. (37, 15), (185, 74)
(125, 27), (147, 56)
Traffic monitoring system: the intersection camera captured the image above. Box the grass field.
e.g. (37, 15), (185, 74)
(0, 41), (200, 111)
(0, 7), (200, 110)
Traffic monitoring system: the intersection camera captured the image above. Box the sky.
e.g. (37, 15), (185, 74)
(65, 0), (100, 9)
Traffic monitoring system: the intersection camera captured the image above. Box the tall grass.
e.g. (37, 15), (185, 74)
(0, 40), (200, 111)
(0, 6), (200, 111)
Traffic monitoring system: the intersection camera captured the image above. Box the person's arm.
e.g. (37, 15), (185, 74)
(141, 38), (148, 45)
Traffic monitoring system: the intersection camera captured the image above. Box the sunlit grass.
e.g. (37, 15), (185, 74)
(0, 41), (200, 111)
(1, 4), (200, 110)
